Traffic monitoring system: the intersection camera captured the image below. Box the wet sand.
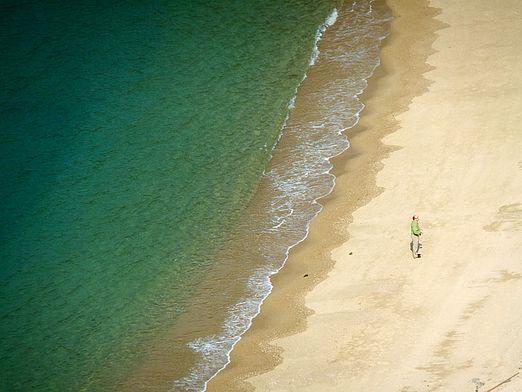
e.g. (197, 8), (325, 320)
(208, 0), (522, 390)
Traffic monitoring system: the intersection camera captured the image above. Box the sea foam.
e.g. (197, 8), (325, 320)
(172, 2), (392, 391)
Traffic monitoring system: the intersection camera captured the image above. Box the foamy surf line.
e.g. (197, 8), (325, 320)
(170, 9), (339, 391)
(171, 3), (391, 390)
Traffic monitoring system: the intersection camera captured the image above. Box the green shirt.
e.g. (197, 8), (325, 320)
(411, 220), (421, 235)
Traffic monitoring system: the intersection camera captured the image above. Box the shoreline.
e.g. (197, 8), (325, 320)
(122, 4), (391, 391)
(209, 0), (522, 390)
(207, 0), (443, 390)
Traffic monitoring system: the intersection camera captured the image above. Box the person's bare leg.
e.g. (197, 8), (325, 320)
(411, 234), (419, 258)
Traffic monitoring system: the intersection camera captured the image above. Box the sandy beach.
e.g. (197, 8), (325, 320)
(208, 0), (522, 391)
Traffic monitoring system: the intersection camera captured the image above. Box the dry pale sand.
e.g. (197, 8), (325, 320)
(211, 0), (522, 391)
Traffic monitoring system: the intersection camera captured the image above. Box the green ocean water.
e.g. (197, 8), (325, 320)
(1, 0), (339, 390)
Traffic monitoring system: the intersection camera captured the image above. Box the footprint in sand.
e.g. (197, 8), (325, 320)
(483, 203), (522, 232)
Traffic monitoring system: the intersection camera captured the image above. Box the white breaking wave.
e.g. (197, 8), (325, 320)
(310, 8), (338, 66)
(171, 2), (392, 391)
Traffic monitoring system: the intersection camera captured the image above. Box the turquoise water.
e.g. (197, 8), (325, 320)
(1, 0), (343, 390)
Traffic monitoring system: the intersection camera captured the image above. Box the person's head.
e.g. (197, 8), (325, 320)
(412, 215), (419, 221)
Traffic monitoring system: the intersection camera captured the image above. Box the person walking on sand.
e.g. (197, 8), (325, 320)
(411, 215), (422, 258)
